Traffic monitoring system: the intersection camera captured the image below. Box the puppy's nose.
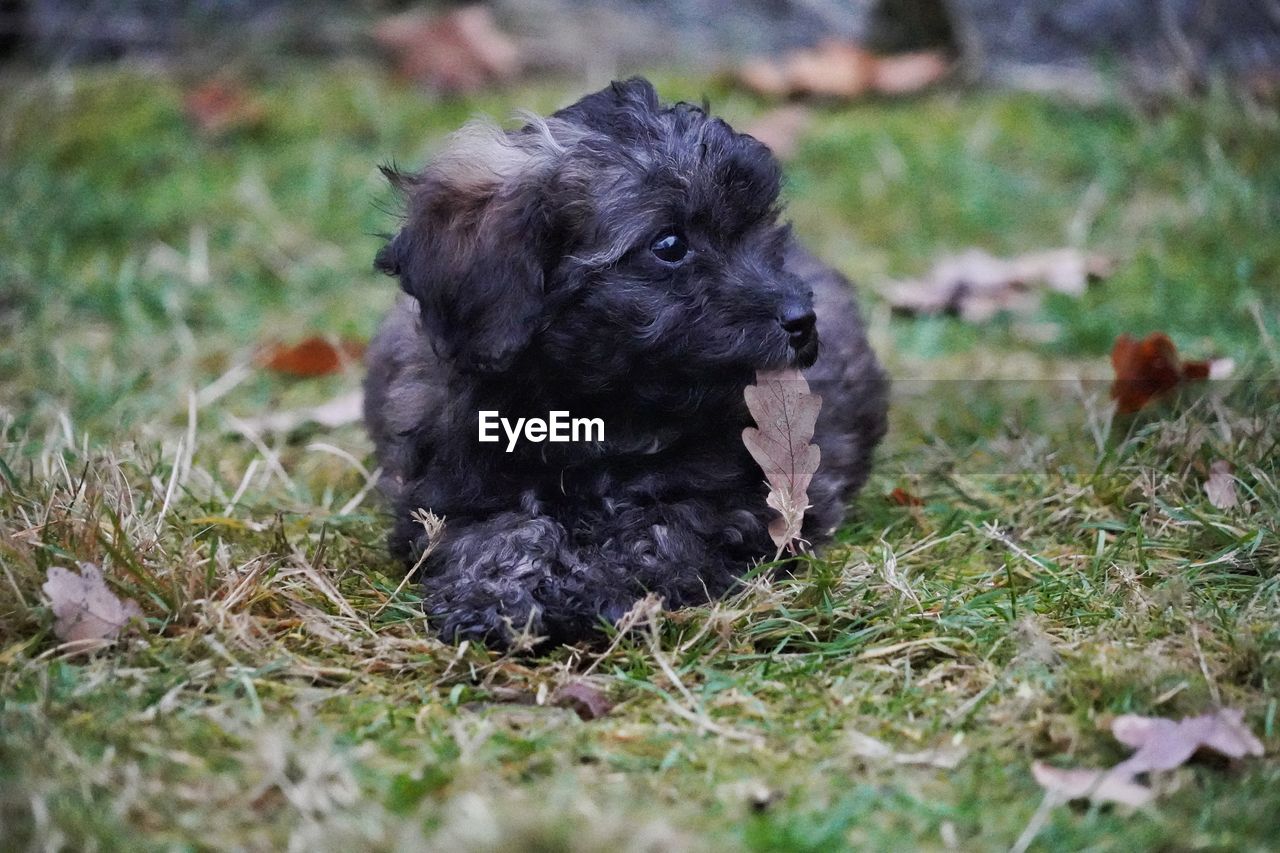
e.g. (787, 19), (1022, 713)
(780, 305), (817, 349)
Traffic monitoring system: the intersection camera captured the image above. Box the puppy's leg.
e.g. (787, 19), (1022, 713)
(537, 499), (770, 640)
(410, 512), (573, 646)
(404, 500), (771, 647)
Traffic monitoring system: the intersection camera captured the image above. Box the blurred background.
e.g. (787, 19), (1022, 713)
(1, 0), (1278, 435)
(5, 0), (1278, 91)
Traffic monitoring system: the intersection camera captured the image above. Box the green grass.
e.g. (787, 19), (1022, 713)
(1, 61), (1278, 850)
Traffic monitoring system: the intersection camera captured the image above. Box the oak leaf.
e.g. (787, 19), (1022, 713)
(1110, 332), (1228, 414)
(885, 248), (1111, 322)
(1032, 708), (1263, 808)
(260, 336), (366, 378)
(552, 681), (614, 721)
(42, 564), (142, 648)
(737, 41), (948, 101)
(870, 51), (951, 95)
(1109, 708), (1263, 773)
(742, 369), (823, 557)
(1203, 460), (1238, 510)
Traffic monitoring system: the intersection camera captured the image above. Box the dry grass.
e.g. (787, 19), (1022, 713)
(1, 63), (1278, 850)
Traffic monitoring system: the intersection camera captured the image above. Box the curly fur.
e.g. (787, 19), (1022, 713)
(365, 78), (888, 646)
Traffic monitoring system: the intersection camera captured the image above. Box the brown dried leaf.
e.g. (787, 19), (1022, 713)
(887, 487), (924, 507)
(184, 80), (266, 136)
(738, 40), (874, 100)
(737, 58), (790, 99)
(742, 369), (823, 555)
(373, 7), (519, 94)
(737, 42), (948, 101)
(1110, 332), (1181, 413)
(870, 51), (951, 95)
(42, 564), (142, 648)
(1109, 332), (1217, 414)
(1111, 708), (1263, 773)
(788, 40), (877, 98)
(260, 336), (366, 378)
(552, 681), (614, 721)
(1032, 708), (1263, 808)
(886, 248), (1110, 323)
(1204, 460), (1238, 510)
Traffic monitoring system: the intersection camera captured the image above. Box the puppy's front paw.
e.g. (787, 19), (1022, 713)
(426, 596), (545, 649)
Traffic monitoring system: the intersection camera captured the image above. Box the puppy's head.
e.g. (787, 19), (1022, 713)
(377, 78), (817, 386)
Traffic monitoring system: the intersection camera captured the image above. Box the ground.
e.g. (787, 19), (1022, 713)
(1, 63), (1278, 851)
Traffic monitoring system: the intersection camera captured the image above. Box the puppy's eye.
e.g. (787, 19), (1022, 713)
(650, 232), (689, 264)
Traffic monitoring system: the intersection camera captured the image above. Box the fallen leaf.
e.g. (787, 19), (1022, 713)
(42, 564), (142, 647)
(1110, 708), (1263, 774)
(887, 487), (924, 507)
(373, 6), (519, 94)
(737, 41), (948, 101)
(1110, 332), (1216, 414)
(234, 388), (364, 435)
(745, 106), (813, 160)
(260, 337), (366, 378)
(1203, 460), (1238, 510)
(870, 51), (951, 95)
(1032, 708), (1263, 808)
(885, 248), (1111, 322)
(184, 80), (265, 135)
(739, 40), (874, 100)
(742, 369), (823, 556)
(737, 58), (791, 99)
(1031, 762), (1154, 808)
(552, 681), (614, 721)
(789, 40), (877, 98)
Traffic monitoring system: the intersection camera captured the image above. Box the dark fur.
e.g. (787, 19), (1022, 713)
(365, 79), (888, 646)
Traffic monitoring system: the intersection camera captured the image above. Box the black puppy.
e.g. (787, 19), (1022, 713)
(366, 78), (888, 645)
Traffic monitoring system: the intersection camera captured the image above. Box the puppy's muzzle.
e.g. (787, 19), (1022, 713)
(780, 303), (819, 366)
(780, 305), (816, 348)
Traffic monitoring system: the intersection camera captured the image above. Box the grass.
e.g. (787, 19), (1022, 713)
(1, 60), (1278, 850)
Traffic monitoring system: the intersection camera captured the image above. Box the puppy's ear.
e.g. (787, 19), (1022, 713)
(378, 121), (570, 373)
(607, 77), (660, 111)
(553, 77), (661, 134)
